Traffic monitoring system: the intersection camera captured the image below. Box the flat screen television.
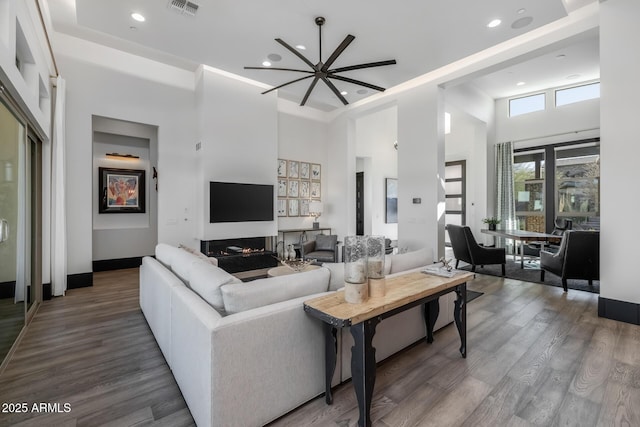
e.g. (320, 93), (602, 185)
(209, 181), (274, 223)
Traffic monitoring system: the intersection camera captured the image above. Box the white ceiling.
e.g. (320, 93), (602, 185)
(45, 0), (600, 110)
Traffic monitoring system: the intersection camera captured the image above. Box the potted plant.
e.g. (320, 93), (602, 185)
(483, 217), (501, 231)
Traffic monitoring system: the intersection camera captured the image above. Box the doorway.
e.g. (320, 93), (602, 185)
(356, 172), (364, 235)
(445, 160), (466, 245)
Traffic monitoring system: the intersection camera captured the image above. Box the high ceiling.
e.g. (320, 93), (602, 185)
(44, 0), (599, 111)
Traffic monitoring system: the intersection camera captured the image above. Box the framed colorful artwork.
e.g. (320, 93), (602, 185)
(99, 167), (145, 213)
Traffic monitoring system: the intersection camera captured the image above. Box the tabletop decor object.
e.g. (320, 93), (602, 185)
(280, 258), (315, 272)
(367, 235), (386, 297)
(344, 235), (368, 303)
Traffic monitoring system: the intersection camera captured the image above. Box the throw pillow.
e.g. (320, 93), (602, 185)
(179, 244), (218, 267)
(220, 267), (330, 315)
(389, 248), (432, 274)
(171, 248), (201, 285)
(156, 243), (179, 267)
(189, 260), (237, 314)
(315, 234), (337, 251)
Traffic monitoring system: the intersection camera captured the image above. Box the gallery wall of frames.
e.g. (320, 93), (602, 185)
(276, 159), (321, 217)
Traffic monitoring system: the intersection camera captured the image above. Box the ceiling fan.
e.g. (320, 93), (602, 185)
(245, 17), (396, 106)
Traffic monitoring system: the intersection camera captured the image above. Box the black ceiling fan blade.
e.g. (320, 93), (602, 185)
(330, 59), (397, 73)
(321, 35), (355, 72)
(321, 76), (348, 105)
(261, 75), (314, 95)
(244, 66), (314, 74)
(300, 77), (320, 106)
(275, 38), (316, 69)
(328, 74), (386, 92)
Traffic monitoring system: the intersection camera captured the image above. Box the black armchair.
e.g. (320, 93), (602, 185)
(540, 230), (599, 292)
(447, 225), (506, 276)
(301, 234), (339, 263)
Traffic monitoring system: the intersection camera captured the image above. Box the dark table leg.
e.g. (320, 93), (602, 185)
(323, 323), (338, 404)
(424, 299), (440, 343)
(351, 318), (380, 427)
(453, 283), (467, 358)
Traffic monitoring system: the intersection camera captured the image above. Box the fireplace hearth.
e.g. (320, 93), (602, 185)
(200, 237), (278, 273)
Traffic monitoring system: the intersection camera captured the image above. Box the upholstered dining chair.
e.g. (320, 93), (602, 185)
(301, 234), (339, 263)
(447, 224), (506, 276)
(540, 230), (599, 292)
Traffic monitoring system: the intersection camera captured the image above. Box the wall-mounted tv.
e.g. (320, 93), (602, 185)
(209, 181), (274, 223)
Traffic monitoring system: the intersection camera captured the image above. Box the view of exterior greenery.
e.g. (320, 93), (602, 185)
(514, 152), (545, 232)
(556, 152), (600, 224)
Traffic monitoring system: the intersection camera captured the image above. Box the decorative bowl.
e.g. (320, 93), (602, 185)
(280, 258), (316, 272)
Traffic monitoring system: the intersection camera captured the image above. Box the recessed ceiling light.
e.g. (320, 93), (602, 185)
(556, 54), (567, 59)
(267, 53), (282, 62)
(516, 82), (526, 86)
(487, 19), (502, 28)
(340, 91), (348, 96)
(129, 26), (137, 31)
(517, 8), (526, 14)
(296, 45), (306, 50)
(131, 12), (145, 22)
(356, 89), (368, 95)
(262, 61), (271, 67)
(567, 74), (581, 80)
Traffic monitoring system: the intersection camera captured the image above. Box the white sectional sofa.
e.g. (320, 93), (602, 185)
(139, 244), (455, 426)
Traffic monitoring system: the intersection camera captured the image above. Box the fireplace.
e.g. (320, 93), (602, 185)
(200, 237), (278, 273)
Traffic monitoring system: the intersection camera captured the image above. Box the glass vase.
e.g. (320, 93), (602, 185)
(344, 236), (368, 284)
(366, 236), (385, 279)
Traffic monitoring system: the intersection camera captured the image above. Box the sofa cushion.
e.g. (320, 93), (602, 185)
(390, 248), (432, 274)
(156, 243), (179, 268)
(188, 260), (238, 314)
(220, 267), (330, 315)
(179, 244), (218, 267)
(171, 248), (201, 285)
(322, 263), (345, 291)
(315, 234), (337, 251)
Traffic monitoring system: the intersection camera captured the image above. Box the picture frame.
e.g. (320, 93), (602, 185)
(278, 179), (288, 197)
(277, 159), (287, 178)
(99, 167), (146, 214)
(288, 160), (299, 178)
(287, 180), (299, 198)
(288, 199), (299, 217)
(299, 180), (310, 198)
(300, 199), (310, 216)
(385, 178), (398, 224)
(277, 199), (287, 217)
(310, 181), (321, 199)
(311, 163), (321, 181)
(300, 162), (310, 179)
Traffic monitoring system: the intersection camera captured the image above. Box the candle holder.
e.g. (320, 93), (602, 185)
(344, 235), (368, 303)
(367, 236), (386, 297)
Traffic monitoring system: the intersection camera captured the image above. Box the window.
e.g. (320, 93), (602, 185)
(555, 145), (600, 224)
(556, 82), (600, 107)
(509, 93), (545, 117)
(514, 151), (545, 232)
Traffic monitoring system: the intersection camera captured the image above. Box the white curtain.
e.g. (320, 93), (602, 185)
(51, 76), (67, 296)
(15, 129), (26, 303)
(495, 142), (517, 247)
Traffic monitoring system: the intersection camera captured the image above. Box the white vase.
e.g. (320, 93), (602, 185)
(287, 245), (296, 260)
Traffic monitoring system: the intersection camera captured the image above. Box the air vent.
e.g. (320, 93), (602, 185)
(169, 0), (199, 16)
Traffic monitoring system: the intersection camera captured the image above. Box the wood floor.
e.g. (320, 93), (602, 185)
(1, 268), (639, 426)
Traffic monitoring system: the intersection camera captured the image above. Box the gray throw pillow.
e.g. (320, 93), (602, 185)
(315, 234), (337, 251)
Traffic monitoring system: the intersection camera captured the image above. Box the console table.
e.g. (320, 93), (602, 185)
(277, 227), (333, 257)
(304, 270), (473, 427)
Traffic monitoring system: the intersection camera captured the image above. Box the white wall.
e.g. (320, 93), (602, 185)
(55, 34), (197, 275)
(195, 66), (278, 242)
(355, 106), (398, 239)
(600, 0), (640, 305)
(277, 112), (328, 235)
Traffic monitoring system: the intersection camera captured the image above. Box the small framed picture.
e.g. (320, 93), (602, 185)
(299, 180), (310, 198)
(287, 180), (299, 198)
(300, 162), (310, 179)
(300, 199), (310, 216)
(311, 181), (321, 199)
(288, 199), (299, 217)
(277, 199), (287, 217)
(311, 164), (321, 181)
(277, 179), (287, 197)
(288, 161), (299, 178)
(277, 159), (287, 178)
(99, 167), (146, 214)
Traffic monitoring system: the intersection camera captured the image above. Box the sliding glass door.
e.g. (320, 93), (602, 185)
(0, 91), (41, 368)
